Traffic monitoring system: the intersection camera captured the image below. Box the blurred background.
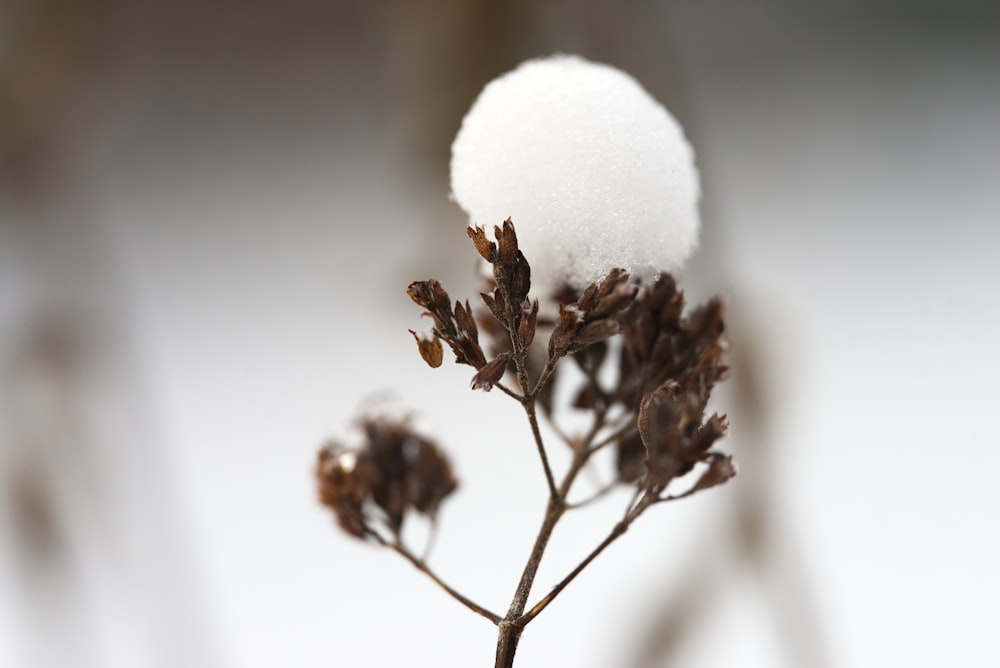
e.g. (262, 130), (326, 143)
(1, 0), (998, 666)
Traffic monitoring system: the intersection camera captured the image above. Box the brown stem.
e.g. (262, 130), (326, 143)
(530, 357), (558, 398)
(494, 621), (523, 668)
(493, 381), (522, 401)
(521, 493), (654, 626)
(493, 432), (605, 665)
(507, 496), (564, 614)
(521, 522), (627, 626)
(495, 267), (558, 499)
(522, 396), (558, 498)
(382, 538), (502, 624)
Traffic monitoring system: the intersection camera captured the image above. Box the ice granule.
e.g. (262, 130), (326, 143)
(450, 54), (700, 298)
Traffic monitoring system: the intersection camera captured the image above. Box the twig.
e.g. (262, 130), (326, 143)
(520, 493), (654, 625)
(566, 479), (619, 510)
(521, 397), (559, 499)
(494, 381), (522, 401)
(373, 533), (502, 625)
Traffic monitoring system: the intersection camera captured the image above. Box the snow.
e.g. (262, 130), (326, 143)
(450, 54), (701, 298)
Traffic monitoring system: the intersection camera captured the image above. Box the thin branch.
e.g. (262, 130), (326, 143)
(587, 419), (637, 455)
(539, 409), (573, 448)
(420, 516), (440, 563)
(373, 533), (502, 624)
(522, 398), (559, 498)
(493, 381), (522, 401)
(565, 479), (619, 510)
(520, 494), (653, 625)
(495, 274), (558, 500)
(503, 495), (565, 622)
(530, 357), (558, 398)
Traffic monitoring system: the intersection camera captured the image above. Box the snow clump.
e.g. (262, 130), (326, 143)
(450, 54), (701, 298)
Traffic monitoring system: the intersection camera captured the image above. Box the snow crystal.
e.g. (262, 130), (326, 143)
(450, 54), (701, 298)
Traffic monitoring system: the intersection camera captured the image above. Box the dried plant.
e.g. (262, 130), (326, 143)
(315, 220), (734, 667)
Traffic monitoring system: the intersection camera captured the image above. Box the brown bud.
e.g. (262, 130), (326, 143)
(481, 291), (507, 327)
(459, 337), (489, 370)
(454, 300), (479, 342)
(470, 353), (511, 391)
(572, 318), (620, 349)
(593, 284), (636, 319)
(495, 218), (519, 266)
(509, 252), (531, 305)
(466, 225), (495, 262)
(406, 280), (435, 309)
(519, 299), (539, 346)
(548, 306), (581, 358)
(409, 329), (443, 368)
(689, 452), (737, 494)
(637, 382), (678, 452)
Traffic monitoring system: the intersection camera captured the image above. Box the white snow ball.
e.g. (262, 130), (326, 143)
(450, 54), (701, 297)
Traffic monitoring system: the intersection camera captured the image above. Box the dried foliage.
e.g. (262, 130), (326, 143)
(316, 409), (457, 540)
(316, 220), (735, 668)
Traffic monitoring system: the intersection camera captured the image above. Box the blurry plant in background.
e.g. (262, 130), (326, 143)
(315, 55), (736, 667)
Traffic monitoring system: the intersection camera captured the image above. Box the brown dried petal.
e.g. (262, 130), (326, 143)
(577, 281), (601, 312)
(454, 300), (479, 342)
(615, 431), (647, 484)
(572, 318), (620, 349)
(637, 382), (677, 453)
(466, 225), (495, 262)
(548, 307), (581, 358)
(316, 447), (372, 540)
(461, 338), (488, 369)
(689, 452), (737, 494)
(407, 280), (456, 335)
(594, 268), (628, 301)
(470, 353), (511, 391)
(509, 252), (531, 305)
(409, 330), (443, 368)
(495, 218), (519, 266)
(592, 282), (636, 319)
(408, 438), (459, 516)
(481, 291), (506, 326)
(689, 413), (728, 456)
(519, 299), (539, 346)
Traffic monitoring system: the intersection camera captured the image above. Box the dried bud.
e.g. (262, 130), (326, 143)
(637, 381), (679, 455)
(572, 318), (620, 349)
(409, 281), (489, 369)
(409, 329), (444, 368)
(509, 252), (532, 306)
(466, 225), (495, 261)
(454, 299), (480, 344)
(615, 431), (646, 484)
(548, 306), (581, 358)
(316, 399), (458, 539)
(470, 353), (511, 391)
(689, 452), (737, 494)
(316, 445), (375, 539)
(481, 291), (506, 325)
(519, 299), (539, 346)
(495, 218), (519, 266)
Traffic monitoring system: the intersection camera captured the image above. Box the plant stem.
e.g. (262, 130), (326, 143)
(494, 620), (523, 668)
(522, 395), (558, 498)
(382, 537), (502, 624)
(494, 432), (600, 666)
(494, 496), (564, 668)
(521, 494), (653, 625)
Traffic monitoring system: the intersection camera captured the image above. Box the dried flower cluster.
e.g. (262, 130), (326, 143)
(316, 220), (734, 668)
(316, 406), (457, 540)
